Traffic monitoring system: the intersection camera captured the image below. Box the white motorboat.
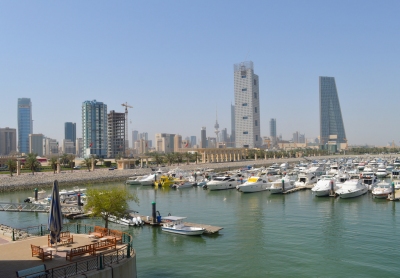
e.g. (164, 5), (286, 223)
(375, 168), (388, 179)
(371, 181), (392, 199)
(126, 176), (142, 185)
(361, 172), (379, 191)
(294, 171), (318, 187)
(106, 211), (144, 226)
(206, 174), (244, 191)
(237, 175), (277, 193)
(357, 162), (366, 171)
(171, 181), (195, 189)
(311, 175), (338, 197)
(161, 216), (205, 236)
(335, 171), (350, 184)
(269, 175), (295, 194)
(139, 174), (158, 186)
(335, 179), (368, 199)
(328, 163), (339, 175)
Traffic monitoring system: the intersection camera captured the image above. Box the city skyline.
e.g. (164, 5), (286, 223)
(1, 2), (400, 146)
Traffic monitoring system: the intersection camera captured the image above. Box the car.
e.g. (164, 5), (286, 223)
(108, 166), (116, 170)
(73, 165), (82, 169)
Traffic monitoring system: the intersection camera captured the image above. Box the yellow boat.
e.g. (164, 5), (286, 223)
(154, 175), (176, 187)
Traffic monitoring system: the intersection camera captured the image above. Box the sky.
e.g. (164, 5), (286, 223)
(1, 1), (399, 147)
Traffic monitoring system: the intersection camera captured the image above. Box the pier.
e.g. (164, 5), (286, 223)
(0, 202), (83, 214)
(283, 186), (307, 194)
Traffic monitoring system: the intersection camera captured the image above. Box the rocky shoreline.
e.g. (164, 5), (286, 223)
(0, 158), (320, 193)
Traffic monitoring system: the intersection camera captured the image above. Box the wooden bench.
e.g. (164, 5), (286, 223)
(92, 238), (117, 255)
(48, 231), (73, 246)
(66, 244), (94, 261)
(89, 226), (108, 238)
(31, 245), (52, 262)
(109, 229), (123, 244)
(16, 264), (47, 278)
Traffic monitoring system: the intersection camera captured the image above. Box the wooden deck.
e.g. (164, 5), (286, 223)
(282, 186), (307, 194)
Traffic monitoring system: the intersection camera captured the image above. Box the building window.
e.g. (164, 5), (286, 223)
(242, 88), (247, 91)
(254, 92), (257, 99)
(243, 131), (248, 134)
(254, 79), (257, 85)
(255, 120), (258, 126)
(242, 103), (247, 106)
(243, 116), (248, 119)
(255, 107), (258, 113)
(256, 135), (258, 141)
(242, 75), (246, 78)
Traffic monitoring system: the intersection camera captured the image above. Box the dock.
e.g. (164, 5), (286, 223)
(0, 202), (83, 214)
(283, 186), (307, 194)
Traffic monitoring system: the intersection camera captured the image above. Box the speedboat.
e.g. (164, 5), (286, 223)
(155, 175), (176, 187)
(371, 181), (392, 199)
(162, 216), (205, 235)
(311, 175), (338, 197)
(206, 174), (244, 191)
(126, 176), (142, 185)
(294, 171), (318, 187)
(335, 179), (368, 199)
(269, 175), (295, 194)
(171, 181), (195, 189)
(237, 175), (277, 193)
(106, 211), (144, 226)
(361, 172), (379, 191)
(139, 174), (158, 186)
(375, 168), (388, 179)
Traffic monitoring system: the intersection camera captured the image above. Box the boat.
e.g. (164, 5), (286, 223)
(171, 181), (195, 189)
(161, 216), (205, 236)
(269, 175), (295, 194)
(375, 168), (388, 179)
(371, 181), (392, 199)
(206, 174), (245, 191)
(311, 175), (338, 197)
(106, 211), (144, 226)
(139, 174), (158, 186)
(361, 171), (379, 191)
(335, 179), (368, 198)
(237, 174), (277, 193)
(154, 175), (176, 187)
(294, 170), (318, 187)
(126, 176), (142, 185)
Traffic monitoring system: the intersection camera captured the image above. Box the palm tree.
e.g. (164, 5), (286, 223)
(81, 157), (92, 172)
(192, 152), (200, 164)
(24, 153), (40, 175)
(48, 156), (58, 174)
(154, 153), (163, 166)
(68, 154), (76, 172)
(165, 153), (175, 166)
(60, 153), (69, 167)
(98, 157), (104, 166)
(6, 159), (16, 177)
(174, 152), (183, 165)
(184, 152), (192, 165)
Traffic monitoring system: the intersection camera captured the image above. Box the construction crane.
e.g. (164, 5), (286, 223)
(121, 102), (133, 152)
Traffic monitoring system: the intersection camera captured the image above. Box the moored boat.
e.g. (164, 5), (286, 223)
(371, 181), (392, 199)
(335, 179), (368, 198)
(161, 216), (205, 235)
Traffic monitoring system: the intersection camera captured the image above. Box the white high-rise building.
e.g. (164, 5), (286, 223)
(234, 61), (260, 148)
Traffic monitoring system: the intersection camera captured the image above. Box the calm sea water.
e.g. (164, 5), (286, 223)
(0, 181), (398, 277)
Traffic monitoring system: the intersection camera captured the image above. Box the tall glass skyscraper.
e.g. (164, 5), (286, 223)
(319, 76), (346, 146)
(234, 61), (260, 148)
(17, 98), (32, 154)
(82, 100), (108, 158)
(64, 122), (76, 145)
(269, 118), (276, 147)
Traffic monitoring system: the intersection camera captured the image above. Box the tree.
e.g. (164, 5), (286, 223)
(98, 157), (104, 166)
(192, 152), (199, 164)
(48, 156), (58, 174)
(68, 154), (76, 172)
(184, 152), (192, 165)
(6, 159), (16, 177)
(174, 152), (183, 165)
(81, 157), (92, 172)
(165, 153), (175, 166)
(153, 153), (163, 166)
(24, 153), (41, 175)
(85, 186), (139, 229)
(60, 153), (69, 167)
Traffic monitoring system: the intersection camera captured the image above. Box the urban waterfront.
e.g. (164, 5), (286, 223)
(0, 181), (398, 277)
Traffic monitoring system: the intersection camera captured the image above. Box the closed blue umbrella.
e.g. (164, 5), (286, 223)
(48, 180), (62, 249)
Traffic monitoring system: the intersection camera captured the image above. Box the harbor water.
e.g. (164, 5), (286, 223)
(0, 181), (398, 277)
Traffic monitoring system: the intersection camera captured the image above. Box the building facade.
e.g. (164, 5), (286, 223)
(230, 104), (235, 147)
(65, 122), (76, 146)
(107, 110), (125, 158)
(319, 77), (347, 149)
(82, 100), (108, 158)
(0, 127), (17, 155)
(29, 134), (44, 156)
(190, 136), (197, 147)
(200, 127), (207, 148)
(17, 98), (33, 154)
(155, 133), (175, 153)
(269, 118), (276, 147)
(234, 61), (261, 148)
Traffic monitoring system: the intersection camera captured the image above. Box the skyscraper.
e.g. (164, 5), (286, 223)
(82, 100), (108, 158)
(17, 98), (32, 154)
(0, 127), (17, 155)
(230, 104), (235, 147)
(190, 136), (197, 147)
(270, 118), (276, 147)
(132, 130), (139, 148)
(319, 77), (347, 147)
(64, 122), (76, 146)
(107, 110), (125, 158)
(200, 127), (207, 148)
(234, 61), (260, 148)
(29, 134), (44, 156)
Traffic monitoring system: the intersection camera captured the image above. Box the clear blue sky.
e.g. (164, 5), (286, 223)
(1, 1), (399, 147)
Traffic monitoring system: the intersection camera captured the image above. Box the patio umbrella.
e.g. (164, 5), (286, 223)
(48, 180), (63, 250)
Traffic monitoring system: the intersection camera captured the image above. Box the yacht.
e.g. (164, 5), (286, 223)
(126, 176), (142, 185)
(269, 175), (295, 194)
(206, 174), (243, 191)
(237, 174), (278, 193)
(335, 179), (368, 198)
(139, 173), (159, 186)
(371, 181), (392, 199)
(294, 171), (318, 187)
(357, 162), (366, 171)
(375, 168), (388, 179)
(311, 175), (338, 197)
(328, 163), (339, 175)
(361, 171), (379, 191)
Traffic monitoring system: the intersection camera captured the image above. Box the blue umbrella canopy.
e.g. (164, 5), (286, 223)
(48, 180), (63, 245)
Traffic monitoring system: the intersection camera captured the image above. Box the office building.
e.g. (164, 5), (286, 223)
(319, 77), (347, 150)
(64, 122), (76, 146)
(17, 98), (33, 154)
(270, 118), (276, 147)
(76, 138), (83, 157)
(190, 136), (197, 147)
(63, 139), (75, 154)
(174, 134), (182, 150)
(107, 110), (125, 158)
(140, 132), (148, 141)
(155, 133), (175, 153)
(221, 128), (228, 143)
(82, 100), (108, 158)
(200, 127), (207, 148)
(234, 61), (261, 148)
(138, 139), (148, 154)
(43, 137), (58, 156)
(0, 127), (17, 155)
(29, 134), (44, 156)
(132, 130), (139, 147)
(230, 104), (235, 147)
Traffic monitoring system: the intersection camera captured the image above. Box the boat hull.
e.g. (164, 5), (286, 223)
(162, 227), (205, 235)
(238, 183), (270, 193)
(337, 187), (368, 198)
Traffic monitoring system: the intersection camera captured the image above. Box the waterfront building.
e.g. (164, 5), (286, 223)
(17, 98), (33, 154)
(82, 100), (108, 158)
(107, 110), (125, 158)
(155, 133), (175, 153)
(230, 104), (235, 147)
(319, 76), (347, 151)
(234, 61), (261, 148)
(0, 127), (17, 155)
(270, 118), (276, 147)
(200, 127), (207, 148)
(190, 136), (197, 147)
(29, 134), (44, 156)
(76, 138), (83, 157)
(174, 134), (182, 150)
(63, 139), (75, 154)
(64, 122), (76, 146)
